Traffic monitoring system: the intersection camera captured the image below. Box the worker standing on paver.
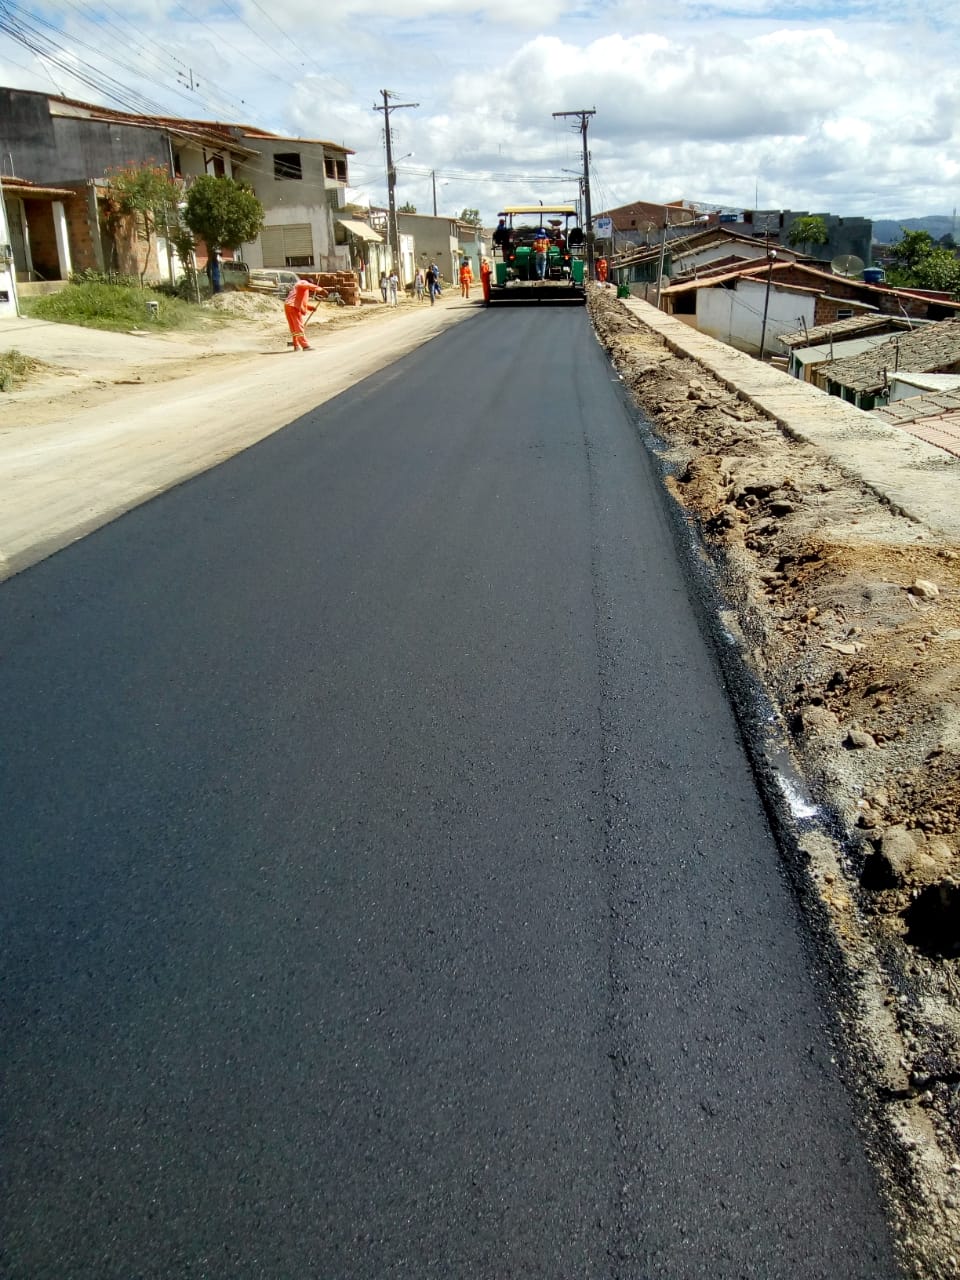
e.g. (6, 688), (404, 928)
(284, 278), (325, 351)
(533, 230), (550, 280)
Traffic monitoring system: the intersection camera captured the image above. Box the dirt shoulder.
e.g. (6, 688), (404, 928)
(589, 285), (960, 1278)
(0, 291), (476, 579)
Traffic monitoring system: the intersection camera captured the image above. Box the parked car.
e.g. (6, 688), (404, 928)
(247, 268), (303, 296)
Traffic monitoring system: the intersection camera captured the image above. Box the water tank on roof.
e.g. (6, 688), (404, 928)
(862, 267), (885, 284)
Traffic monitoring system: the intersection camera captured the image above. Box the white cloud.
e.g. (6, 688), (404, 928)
(1, 1), (958, 220)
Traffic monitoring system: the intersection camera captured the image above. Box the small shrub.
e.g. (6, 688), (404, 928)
(0, 348), (44, 391)
(19, 280), (219, 333)
(69, 269), (141, 289)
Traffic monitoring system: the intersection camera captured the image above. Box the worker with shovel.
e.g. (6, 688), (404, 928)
(284, 277), (326, 351)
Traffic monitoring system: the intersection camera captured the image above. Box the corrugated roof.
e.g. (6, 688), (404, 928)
(336, 219), (382, 242)
(819, 318), (960, 393)
(238, 127), (354, 154)
(889, 372), (960, 393)
(0, 177), (74, 198)
(792, 334), (897, 365)
(44, 93), (353, 156)
(779, 314), (914, 348)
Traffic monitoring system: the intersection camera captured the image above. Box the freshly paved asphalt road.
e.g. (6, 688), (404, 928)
(1, 305), (900, 1278)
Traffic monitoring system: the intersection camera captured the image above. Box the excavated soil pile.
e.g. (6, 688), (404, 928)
(589, 286), (960, 1274)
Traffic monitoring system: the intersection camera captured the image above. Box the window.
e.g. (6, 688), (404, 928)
(212, 154), (225, 178)
(325, 155), (348, 182)
(274, 152), (303, 181)
(836, 309), (854, 319)
(260, 223), (315, 268)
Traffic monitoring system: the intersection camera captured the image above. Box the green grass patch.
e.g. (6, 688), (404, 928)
(0, 348), (47, 392)
(19, 281), (225, 334)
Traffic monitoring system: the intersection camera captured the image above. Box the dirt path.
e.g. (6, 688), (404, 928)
(0, 293), (476, 579)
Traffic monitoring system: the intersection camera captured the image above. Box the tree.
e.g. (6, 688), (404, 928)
(885, 228), (960, 294)
(913, 247), (960, 293)
(398, 201), (417, 213)
(785, 215), (829, 254)
(889, 228), (936, 273)
(182, 175), (265, 281)
(458, 207), (481, 227)
(104, 162), (182, 287)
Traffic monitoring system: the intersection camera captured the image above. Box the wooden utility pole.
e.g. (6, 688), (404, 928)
(553, 108), (596, 278)
(374, 90), (418, 277)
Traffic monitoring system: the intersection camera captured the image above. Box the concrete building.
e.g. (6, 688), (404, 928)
(395, 212), (464, 286)
(595, 198), (711, 255)
(659, 258), (960, 359)
(722, 208), (874, 268)
(0, 87), (354, 286)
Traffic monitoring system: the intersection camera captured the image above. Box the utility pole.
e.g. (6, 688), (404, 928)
(654, 221), (668, 308)
(374, 90), (418, 280)
(432, 170), (437, 217)
(553, 108), (596, 278)
(759, 248), (778, 361)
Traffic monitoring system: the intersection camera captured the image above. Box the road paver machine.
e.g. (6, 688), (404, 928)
(489, 204), (586, 304)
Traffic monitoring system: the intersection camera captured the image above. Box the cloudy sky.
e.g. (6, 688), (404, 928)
(1, 0), (957, 225)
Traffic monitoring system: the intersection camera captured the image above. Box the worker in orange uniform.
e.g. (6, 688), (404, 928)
(459, 257), (474, 298)
(480, 257), (492, 304)
(532, 230), (550, 279)
(596, 256), (609, 283)
(284, 277), (325, 350)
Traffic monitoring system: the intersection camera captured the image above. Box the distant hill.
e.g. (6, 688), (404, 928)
(873, 215), (957, 244)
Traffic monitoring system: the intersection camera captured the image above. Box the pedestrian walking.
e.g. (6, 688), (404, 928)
(414, 267), (425, 301)
(425, 262), (438, 305)
(388, 269), (399, 305)
(379, 272), (388, 302)
(284, 277), (325, 351)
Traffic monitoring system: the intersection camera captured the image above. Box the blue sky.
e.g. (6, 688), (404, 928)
(1, 0), (958, 224)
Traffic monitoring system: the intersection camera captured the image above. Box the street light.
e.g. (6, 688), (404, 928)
(759, 248), (778, 361)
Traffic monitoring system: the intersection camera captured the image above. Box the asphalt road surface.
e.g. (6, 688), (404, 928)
(1, 305), (900, 1278)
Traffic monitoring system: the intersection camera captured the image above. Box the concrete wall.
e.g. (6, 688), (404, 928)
(397, 213), (460, 284)
(0, 89), (167, 185)
(697, 278), (816, 355)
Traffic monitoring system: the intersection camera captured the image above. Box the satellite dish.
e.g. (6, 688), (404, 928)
(831, 254), (865, 277)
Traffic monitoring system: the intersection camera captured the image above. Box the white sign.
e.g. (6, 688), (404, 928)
(594, 217), (612, 236)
